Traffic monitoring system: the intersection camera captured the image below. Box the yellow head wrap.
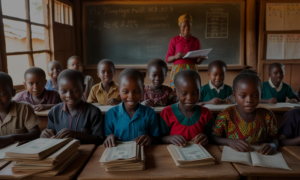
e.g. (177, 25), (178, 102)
(178, 13), (193, 26)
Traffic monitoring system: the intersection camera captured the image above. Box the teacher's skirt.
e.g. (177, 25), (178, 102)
(169, 63), (198, 89)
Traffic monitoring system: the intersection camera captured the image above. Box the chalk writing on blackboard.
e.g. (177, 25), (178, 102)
(146, 15), (170, 28)
(205, 8), (228, 38)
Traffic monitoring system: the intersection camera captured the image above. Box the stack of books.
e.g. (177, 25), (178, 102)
(0, 138), (80, 178)
(167, 143), (215, 167)
(99, 141), (145, 171)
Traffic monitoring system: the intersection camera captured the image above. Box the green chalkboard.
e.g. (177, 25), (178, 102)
(83, 1), (244, 66)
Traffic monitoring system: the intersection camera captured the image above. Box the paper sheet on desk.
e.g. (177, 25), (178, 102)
(183, 48), (212, 59)
(203, 104), (236, 111)
(276, 103), (299, 108)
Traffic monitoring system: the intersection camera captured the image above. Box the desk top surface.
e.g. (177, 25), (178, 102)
(283, 146), (300, 161)
(219, 146), (300, 177)
(78, 144), (240, 180)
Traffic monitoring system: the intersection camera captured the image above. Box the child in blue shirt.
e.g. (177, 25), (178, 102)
(104, 68), (159, 147)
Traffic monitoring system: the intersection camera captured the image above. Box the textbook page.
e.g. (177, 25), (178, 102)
(266, 34), (285, 59)
(221, 146), (252, 166)
(0, 143), (18, 159)
(284, 3), (300, 30)
(105, 142), (136, 161)
(250, 151), (291, 170)
(284, 34), (300, 59)
(266, 3), (284, 31)
(172, 144), (213, 161)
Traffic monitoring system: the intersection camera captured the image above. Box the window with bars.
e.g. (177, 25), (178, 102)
(54, 1), (73, 26)
(1, 0), (50, 86)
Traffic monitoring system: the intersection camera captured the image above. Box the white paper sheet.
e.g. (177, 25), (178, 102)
(284, 34), (300, 59)
(183, 48), (212, 59)
(266, 3), (285, 31)
(284, 3), (300, 30)
(266, 34), (284, 59)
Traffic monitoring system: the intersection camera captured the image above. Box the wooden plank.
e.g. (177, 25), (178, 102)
(290, 65), (300, 93)
(257, 0), (266, 79)
(25, 0), (34, 67)
(6, 50), (51, 56)
(0, 1), (7, 72)
(2, 16), (48, 27)
(246, 0), (257, 70)
(74, 0), (81, 57)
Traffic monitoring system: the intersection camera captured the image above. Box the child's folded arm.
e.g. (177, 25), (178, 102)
(279, 136), (300, 146)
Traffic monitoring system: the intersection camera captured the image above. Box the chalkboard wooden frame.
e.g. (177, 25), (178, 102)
(257, 0), (300, 81)
(82, 0), (245, 69)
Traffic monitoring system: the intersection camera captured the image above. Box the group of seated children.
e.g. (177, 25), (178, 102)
(0, 57), (299, 155)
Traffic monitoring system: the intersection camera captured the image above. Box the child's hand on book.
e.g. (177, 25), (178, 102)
(0, 136), (14, 149)
(167, 135), (186, 148)
(103, 134), (119, 148)
(134, 135), (152, 146)
(32, 104), (47, 111)
(141, 99), (155, 107)
(287, 98), (298, 103)
(210, 98), (223, 105)
(193, 134), (208, 145)
(257, 143), (276, 155)
(229, 139), (252, 152)
(268, 98), (278, 104)
(106, 98), (120, 106)
(41, 129), (56, 138)
(55, 128), (78, 139)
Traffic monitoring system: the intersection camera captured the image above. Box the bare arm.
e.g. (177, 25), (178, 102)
(279, 137), (300, 146)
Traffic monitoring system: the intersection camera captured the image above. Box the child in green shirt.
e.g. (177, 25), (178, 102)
(198, 60), (233, 105)
(261, 63), (299, 103)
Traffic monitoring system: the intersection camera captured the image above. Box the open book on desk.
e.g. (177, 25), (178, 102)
(221, 146), (291, 170)
(183, 48), (212, 59)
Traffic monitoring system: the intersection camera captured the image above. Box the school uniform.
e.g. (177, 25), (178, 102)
(199, 81), (232, 102)
(278, 109), (300, 140)
(13, 89), (61, 105)
(104, 102), (159, 141)
(261, 78), (297, 102)
(160, 104), (213, 141)
(142, 85), (176, 106)
(87, 81), (120, 105)
(45, 79), (57, 92)
(47, 101), (104, 144)
(82, 75), (95, 101)
(0, 101), (40, 136)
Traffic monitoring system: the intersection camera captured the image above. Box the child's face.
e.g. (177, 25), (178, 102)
(97, 63), (114, 84)
(180, 20), (191, 37)
(149, 66), (166, 88)
(208, 66), (225, 88)
(176, 78), (200, 111)
(59, 78), (85, 109)
(48, 63), (61, 80)
(23, 73), (47, 98)
(0, 82), (15, 112)
(68, 58), (84, 72)
(269, 66), (284, 84)
(119, 76), (142, 109)
(233, 80), (260, 114)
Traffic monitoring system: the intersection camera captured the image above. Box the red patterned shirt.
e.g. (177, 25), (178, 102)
(142, 85), (176, 106)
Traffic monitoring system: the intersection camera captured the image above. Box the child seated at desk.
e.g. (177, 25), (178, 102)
(41, 69), (104, 145)
(212, 72), (278, 155)
(261, 63), (299, 104)
(160, 69), (213, 147)
(67, 55), (95, 101)
(278, 109), (300, 146)
(87, 59), (121, 105)
(141, 58), (176, 107)
(198, 60), (233, 105)
(0, 72), (40, 148)
(13, 67), (61, 112)
(103, 68), (159, 147)
(45, 60), (61, 92)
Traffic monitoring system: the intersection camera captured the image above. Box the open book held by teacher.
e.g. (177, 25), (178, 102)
(183, 48), (212, 59)
(221, 146), (291, 170)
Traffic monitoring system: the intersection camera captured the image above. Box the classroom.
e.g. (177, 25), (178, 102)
(0, 0), (300, 179)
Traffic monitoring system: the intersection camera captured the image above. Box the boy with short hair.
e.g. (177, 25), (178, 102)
(87, 59), (121, 105)
(13, 67), (61, 111)
(67, 55), (95, 101)
(261, 63), (299, 103)
(45, 60), (62, 91)
(0, 72), (40, 148)
(198, 60), (233, 105)
(41, 69), (104, 145)
(104, 68), (159, 147)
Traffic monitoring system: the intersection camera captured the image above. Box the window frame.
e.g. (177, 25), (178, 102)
(0, 0), (53, 89)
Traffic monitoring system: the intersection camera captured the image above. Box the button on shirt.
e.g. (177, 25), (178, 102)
(104, 102), (159, 141)
(47, 101), (104, 144)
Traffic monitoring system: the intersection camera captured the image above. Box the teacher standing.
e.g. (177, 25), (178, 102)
(166, 13), (205, 89)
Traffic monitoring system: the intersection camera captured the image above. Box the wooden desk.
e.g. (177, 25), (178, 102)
(219, 146), (300, 180)
(78, 144), (240, 180)
(0, 144), (95, 180)
(283, 146), (300, 161)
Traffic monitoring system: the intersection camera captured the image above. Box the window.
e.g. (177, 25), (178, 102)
(1, 0), (51, 85)
(54, 1), (73, 26)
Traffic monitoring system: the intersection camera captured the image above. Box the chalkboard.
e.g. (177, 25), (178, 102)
(83, 1), (244, 66)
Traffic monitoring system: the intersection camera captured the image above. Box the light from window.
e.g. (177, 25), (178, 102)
(31, 25), (47, 51)
(34, 53), (50, 79)
(7, 55), (30, 85)
(1, 0), (26, 20)
(30, 0), (46, 25)
(54, 1), (72, 26)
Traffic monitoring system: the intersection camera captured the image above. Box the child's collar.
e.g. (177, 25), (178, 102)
(268, 78), (283, 92)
